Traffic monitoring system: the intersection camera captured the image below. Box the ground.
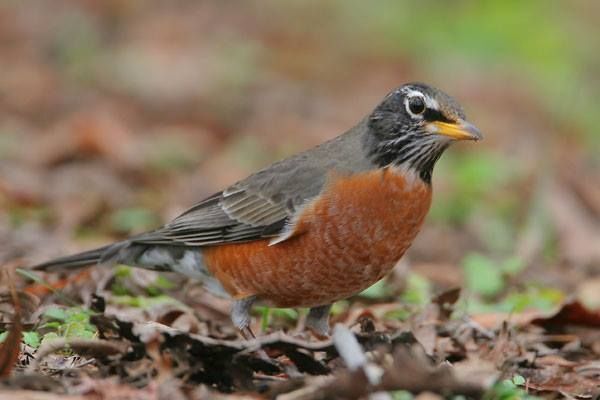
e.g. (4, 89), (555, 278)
(0, 1), (599, 399)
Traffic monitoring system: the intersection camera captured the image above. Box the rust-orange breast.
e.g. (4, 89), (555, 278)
(202, 167), (432, 307)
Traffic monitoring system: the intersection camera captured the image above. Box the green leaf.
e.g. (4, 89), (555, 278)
(260, 307), (271, 332)
(255, 306), (298, 331)
(41, 332), (60, 346)
(114, 265), (132, 278)
(16, 268), (47, 285)
(153, 275), (176, 290)
(330, 301), (349, 316)
(110, 294), (181, 308)
(484, 378), (541, 400)
(462, 253), (504, 297)
(383, 307), (412, 321)
(501, 286), (564, 313)
(271, 308), (298, 321)
(0, 331), (7, 343)
(501, 257), (525, 276)
(401, 273), (432, 305)
(391, 391), (413, 400)
(41, 321), (61, 329)
(359, 279), (390, 299)
(512, 375), (526, 386)
(44, 307), (69, 321)
(40, 307), (98, 341)
(146, 275), (176, 296)
(22, 331), (41, 348)
(65, 322), (96, 340)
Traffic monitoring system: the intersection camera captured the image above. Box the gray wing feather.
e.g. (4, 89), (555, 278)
(132, 119), (373, 247)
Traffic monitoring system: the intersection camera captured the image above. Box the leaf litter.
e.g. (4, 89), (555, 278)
(1, 2), (599, 398)
(2, 273), (600, 399)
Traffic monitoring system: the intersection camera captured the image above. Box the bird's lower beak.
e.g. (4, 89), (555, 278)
(427, 120), (483, 141)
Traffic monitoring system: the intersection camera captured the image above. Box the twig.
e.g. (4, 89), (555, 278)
(28, 339), (129, 372)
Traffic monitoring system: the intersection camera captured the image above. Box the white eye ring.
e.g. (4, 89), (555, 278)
(405, 93), (427, 118)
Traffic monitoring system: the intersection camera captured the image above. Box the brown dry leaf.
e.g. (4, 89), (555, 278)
(409, 304), (440, 356)
(0, 391), (88, 400)
(276, 345), (486, 399)
(534, 355), (578, 369)
(70, 376), (159, 399)
(545, 178), (600, 267)
(527, 371), (600, 399)
(30, 111), (140, 170)
(469, 310), (544, 330)
(450, 357), (499, 391)
(0, 268), (22, 378)
(379, 347), (485, 397)
(23, 269), (91, 299)
(0, 290), (39, 322)
(482, 323), (521, 367)
(532, 300), (600, 330)
(432, 287), (461, 321)
(414, 393), (444, 400)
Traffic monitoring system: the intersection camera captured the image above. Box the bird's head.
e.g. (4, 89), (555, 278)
(366, 82), (482, 183)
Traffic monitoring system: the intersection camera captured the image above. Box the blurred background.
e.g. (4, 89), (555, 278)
(1, 0), (599, 317)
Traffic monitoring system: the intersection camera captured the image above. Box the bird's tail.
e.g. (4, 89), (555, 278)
(29, 240), (230, 298)
(30, 242), (128, 272)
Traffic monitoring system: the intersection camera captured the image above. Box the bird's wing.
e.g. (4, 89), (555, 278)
(133, 125), (372, 247)
(134, 170), (324, 246)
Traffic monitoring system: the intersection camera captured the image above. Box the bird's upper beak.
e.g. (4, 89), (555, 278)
(426, 119), (483, 141)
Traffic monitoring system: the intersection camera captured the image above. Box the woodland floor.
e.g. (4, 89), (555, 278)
(1, 1), (599, 399)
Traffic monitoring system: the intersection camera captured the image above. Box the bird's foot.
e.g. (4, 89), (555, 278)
(239, 326), (256, 340)
(232, 295), (257, 340)
(304, 304), (332, 340)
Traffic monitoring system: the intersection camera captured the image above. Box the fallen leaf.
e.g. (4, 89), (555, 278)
(0, 268), (22, 378)
(409, 304), (439, 356)
(532, 300), (600, 330)
(432, 287), (461, 320)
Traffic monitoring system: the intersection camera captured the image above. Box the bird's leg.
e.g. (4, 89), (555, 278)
(231, 295), (256, 340)
(306, 304), (332, 338)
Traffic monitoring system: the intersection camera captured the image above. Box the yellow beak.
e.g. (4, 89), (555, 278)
(427, 120), (483, 141)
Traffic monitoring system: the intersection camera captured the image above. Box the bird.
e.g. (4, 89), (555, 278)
(31, 82), (482, 339)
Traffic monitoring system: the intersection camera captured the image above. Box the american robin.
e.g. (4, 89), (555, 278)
(31, 82), (482, 338)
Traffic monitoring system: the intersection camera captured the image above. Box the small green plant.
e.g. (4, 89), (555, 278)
(255, 306), (298, 332)
(22, 331), (41, 348)
(146, 275), (177, 296)
(390, 390), (413, 400)
(484, 375), (540, 400)
(462, 285), (564, 316)
(462, 253), (527, 299)
(40, 307), (97, 345)
(110, 294), (183, 308)
(377, 273), (433, 322)
(401, 273), (432, 306)
(462, 253), (506, 298)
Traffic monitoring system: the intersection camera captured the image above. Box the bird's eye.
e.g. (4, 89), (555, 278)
(406, 96), (426, 116)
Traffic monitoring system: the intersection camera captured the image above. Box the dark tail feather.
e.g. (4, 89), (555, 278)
(30, 243), (125, 272)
